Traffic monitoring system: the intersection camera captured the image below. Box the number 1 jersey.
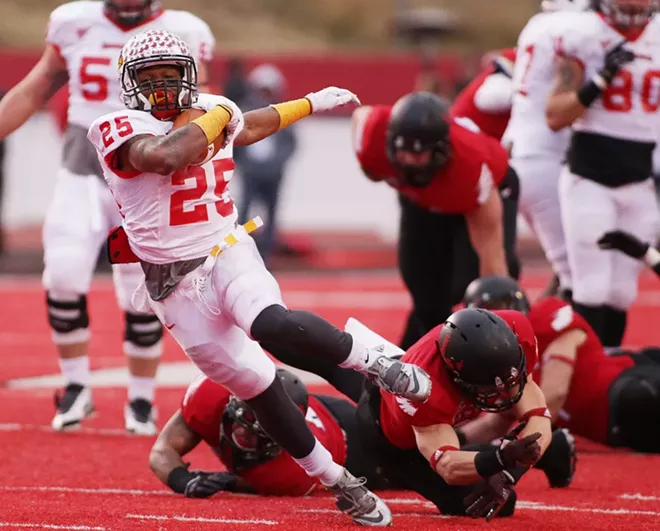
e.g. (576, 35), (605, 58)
(47, 1), (214, 130)
(87, 100), (243, 264)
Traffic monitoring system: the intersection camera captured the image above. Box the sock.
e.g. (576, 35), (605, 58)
(128, 376), (156, 403)
(59, 356), (90, 387)
(294, 439), (343, 486)
(338, 336), (372, 372)
(602, 306), (627, 349)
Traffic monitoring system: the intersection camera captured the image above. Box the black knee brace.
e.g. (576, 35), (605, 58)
(251, 304), (353, 365)
(125, 312), (163, 348)
(46, 293), (89, 334)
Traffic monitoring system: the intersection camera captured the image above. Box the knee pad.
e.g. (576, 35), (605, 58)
(47, 293), (90, 344)
(124, 312), (163, 359)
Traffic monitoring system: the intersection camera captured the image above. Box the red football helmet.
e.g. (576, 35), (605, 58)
(598, 0), (660, 28)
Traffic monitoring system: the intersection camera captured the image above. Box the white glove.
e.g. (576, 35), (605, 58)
(192, 94), (244, 147)
(305, 87), (361, 113)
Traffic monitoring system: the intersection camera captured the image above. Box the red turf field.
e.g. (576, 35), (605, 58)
(1, 269), (660, 530)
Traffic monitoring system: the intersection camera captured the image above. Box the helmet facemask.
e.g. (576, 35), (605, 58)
(386, 134), (450, 187)
(448, 350), (527, 412)
(104, 0), (160, 27)
(600, 0), (660, 28)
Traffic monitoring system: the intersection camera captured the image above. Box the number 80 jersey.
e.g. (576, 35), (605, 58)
(554, 11), (660, 143)
(47, 1), (214, 130)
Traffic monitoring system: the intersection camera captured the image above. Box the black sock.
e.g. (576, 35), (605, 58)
(251, 304), (353, 365)
(245, 375), (315, 459)
(572, 302), (606, 342)
(602, 306), (627, 349)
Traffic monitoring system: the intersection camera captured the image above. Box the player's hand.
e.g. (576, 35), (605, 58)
(498, 431), (542, 468)
(192, 95), (242, 147)
(465, 471), (516, 521)
(305, 87), (361, 113)
(598, 230), (649, 259)
(600, 40), (635, 83)
(183, 471), (238, 498)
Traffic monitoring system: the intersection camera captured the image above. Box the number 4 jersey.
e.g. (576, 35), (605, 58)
(47, 1), (214, 130)
(87, 101), (243, 264)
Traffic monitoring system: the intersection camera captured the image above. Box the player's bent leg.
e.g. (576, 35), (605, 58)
(222, 237), (430, 402)
(112, 262), (163, 435)
(559, 169), (615, 342)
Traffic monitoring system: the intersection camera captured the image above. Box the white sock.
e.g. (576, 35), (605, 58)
(59, 356), (90, 387)
(294, 439), (343, 486)
(338, 336), (372, 372)
(128, 376), (156, 403)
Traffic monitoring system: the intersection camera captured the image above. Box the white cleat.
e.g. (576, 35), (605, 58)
(366, 354), (432, 403)
(323, 468), (393, 527)
(125, 398), (157, 436)
(52, 384), (94, 431)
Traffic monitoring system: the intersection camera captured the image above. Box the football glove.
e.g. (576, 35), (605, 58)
(599, 41), (635, 84)
(305, 87), (361, 113)
(598, 230), (648, 259)
(498, 431), (543, 468)
(465, 471), (516, 521)
(183, 471), (238, 498)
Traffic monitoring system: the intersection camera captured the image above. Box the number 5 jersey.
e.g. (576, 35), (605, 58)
(47, 1), (214, 178)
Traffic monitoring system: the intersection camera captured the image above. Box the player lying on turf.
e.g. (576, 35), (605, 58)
(150, 368), (391, 498)
(461, 276), (660, 453)
(85, 29), (435, 527)
(263, 309), (566, 520)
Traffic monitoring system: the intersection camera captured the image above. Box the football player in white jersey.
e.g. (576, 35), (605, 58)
(86, 28), (435, 527)
(0, 0), (214, 435)
(505, 0), (591, 302)
(545, 0), (660, 350)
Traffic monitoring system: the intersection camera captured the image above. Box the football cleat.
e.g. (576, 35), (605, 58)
(535, 428), (577, 488)
(52, 384), (94, 431)
(125, 398), (157, 436)
(366, 355), (432, 403)
(323, 468), (392, 527)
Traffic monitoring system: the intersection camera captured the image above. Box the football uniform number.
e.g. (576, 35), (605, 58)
(516, 44), (535, 96)
(551, 305), (574, 332)
(169, 159), (235, 226)
(80, 57), (111, 102)
(99, 116), (134, 148)
(603, 69), (660, 112)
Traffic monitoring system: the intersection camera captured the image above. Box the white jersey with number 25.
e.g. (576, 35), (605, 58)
(87, 98), (244, 264)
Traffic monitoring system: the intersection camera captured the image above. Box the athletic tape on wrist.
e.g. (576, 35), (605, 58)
(270, 98), (312, 130)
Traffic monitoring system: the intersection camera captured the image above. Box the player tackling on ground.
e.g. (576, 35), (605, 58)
(86, 28), (434, 526)
(0, 0), (216, 435)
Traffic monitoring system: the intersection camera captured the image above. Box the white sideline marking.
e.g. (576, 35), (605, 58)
(0, 486), (175, 497)
(621, 493), (660, 502)
(0, 424), (140, 437)
(516, 500), (660, 516)
(125, 513), (278, 525)
(0, 524), (105, 530)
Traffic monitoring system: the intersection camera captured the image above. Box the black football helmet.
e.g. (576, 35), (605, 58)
(463, 276), (531, 314)
(437, 308), (527, 412)
(220, 369), (309, 471)
(386, 92), (451, 188)
(104, 0), (161, 27)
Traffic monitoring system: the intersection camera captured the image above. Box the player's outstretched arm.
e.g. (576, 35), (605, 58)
(512, 377), (553, 454)
(598, 230), (660, 278)
(0, 44), (68, 141)
(545, 57), (586, 131)
(149, 410), (203, 486)
(235, 86), (360, 147)
(118, 105), (233, 175)
(465, 192), (508, 277)
(538, 330), (585, 419)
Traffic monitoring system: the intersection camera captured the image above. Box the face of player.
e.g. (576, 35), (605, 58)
(136, 65), (183, 118)
(106, 0), (153, 25)
(393, 149), (433, 168)
(607, 0), (658, 27)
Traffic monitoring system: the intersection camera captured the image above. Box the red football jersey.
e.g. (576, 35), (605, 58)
(181, 377), (347, 496)
(355, 105), (509, 214)
(449, 48), (515, 141)
(528, 297), (635, 444)
(379, 310), (538, 450)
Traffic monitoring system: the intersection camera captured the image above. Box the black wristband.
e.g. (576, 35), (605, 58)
(577, 80), (603, 108)
(474, 448), (505, 478)
(167, 466), (195, 494)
